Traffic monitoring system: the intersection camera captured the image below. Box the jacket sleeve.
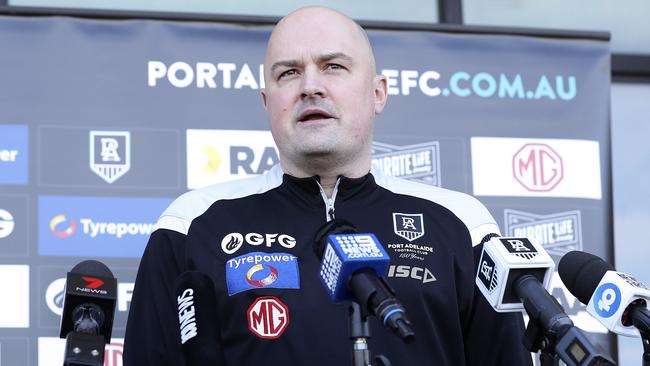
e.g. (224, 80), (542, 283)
(123, 229), (187, 366)
(463, 243), (533, 366)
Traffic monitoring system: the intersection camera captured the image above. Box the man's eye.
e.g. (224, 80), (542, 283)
(326, 63), (344, 70)
(279, 69), (297, 79)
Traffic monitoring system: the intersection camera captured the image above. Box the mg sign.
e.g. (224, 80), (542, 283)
(247, 296), (290, 339)
(512, 143), (563, 192)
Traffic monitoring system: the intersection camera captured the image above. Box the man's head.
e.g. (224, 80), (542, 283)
(262, 6), (387, 177)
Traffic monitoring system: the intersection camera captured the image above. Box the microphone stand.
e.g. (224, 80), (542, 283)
(349, 301), (391, 366)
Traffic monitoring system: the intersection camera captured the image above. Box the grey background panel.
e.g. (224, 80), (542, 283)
(37, 126), (181, 189)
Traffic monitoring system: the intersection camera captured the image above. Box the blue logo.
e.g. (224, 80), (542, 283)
(592, 283), (622, 318)
(0, 124), (28, 184)
(39, 195), (172, 258)
(225, 252), (300, 296)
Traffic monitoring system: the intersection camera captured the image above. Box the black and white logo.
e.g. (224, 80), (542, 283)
(372, 141), (441, 186)
(90, 131), (131, 184)
(220, 232), (297, 255)
(478, 252), (498, 293)
(0, 209), (15, 239)
(388, 265), (436, 284)
(45, 278), (66, 316)
(617, 272), (650, 291)
(392, 213), (424, 242)
(499, 238), (538, 260)
(504, 209), (582, 257)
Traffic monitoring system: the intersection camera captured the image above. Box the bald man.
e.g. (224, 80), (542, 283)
(125, 7), (532, 366)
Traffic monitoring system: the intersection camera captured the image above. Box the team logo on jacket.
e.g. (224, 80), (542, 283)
(226, 252), (300, 296)
(247, 296), (290, 339)
(220, 232), (297, 255)
(393, 213), (424, 241)
(89, 131), (130, 184)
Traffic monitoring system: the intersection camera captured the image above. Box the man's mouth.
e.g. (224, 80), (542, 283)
(297, 109), (334, 122)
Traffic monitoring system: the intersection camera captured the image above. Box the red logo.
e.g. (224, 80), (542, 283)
(104, 341), (123, 366)
(247, 296), (290, 339)
(512, 143), (563, 192)
(82, 276), (105, 289)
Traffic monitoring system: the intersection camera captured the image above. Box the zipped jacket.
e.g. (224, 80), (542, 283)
(124, 164), (532, 366)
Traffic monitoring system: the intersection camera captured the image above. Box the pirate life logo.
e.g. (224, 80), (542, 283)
(504, 209), (582, 258)
(371, 141), (441, 186)
(386, 213), (433, 261)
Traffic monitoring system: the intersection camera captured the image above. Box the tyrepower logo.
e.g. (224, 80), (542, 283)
(471, 137), (601, 199)
(38, 337), (124, 366)
(186, 129), (279, 189)
(39, 196), (171, 257)
(0, 265), (29, 328)
(247, 296), (290, 339)
(505, 209), (582, 258)
(371, 141), (441, 186)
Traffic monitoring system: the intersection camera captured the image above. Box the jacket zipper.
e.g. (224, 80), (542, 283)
(317, 178), (341, 221)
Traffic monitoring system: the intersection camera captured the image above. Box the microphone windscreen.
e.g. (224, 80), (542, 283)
(312, 218), (357, 260)
(558, 251), (614, 304)
(70, 260), (115, 278)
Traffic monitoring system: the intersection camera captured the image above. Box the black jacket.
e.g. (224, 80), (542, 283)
(124, 164), (532, 365)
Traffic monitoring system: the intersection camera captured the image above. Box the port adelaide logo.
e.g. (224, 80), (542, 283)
(371, 141), (441, 186)
(387, 213), (433, 261)
(504, 209), (582, 257)
(90, 131), (130, 184)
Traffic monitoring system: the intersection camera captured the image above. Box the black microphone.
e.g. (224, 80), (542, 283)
(60, 260), (117, 366)
(174, 271), (225, 366)
(313, 219), (414, 343)
(559, 251), (650, 337)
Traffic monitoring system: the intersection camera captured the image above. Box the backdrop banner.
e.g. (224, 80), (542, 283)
(0, 15), (611, 365)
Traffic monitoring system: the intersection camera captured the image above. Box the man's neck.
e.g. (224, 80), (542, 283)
(280, 158), (370, 198)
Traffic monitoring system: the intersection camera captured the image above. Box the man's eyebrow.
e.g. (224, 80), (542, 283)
(270, 52), (354, 74)
(318, 52), (353, 64)
(270, 60), (301, 74)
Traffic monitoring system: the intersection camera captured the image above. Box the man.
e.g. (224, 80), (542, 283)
(124, 6), (532, 365)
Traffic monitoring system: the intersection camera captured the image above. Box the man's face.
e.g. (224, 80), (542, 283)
(262, 8), (386, 169)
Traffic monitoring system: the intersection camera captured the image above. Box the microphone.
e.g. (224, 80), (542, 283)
(174, 271), (224, 366)
(559, 251), (650, 337)
(475, 237), (615, 365)
(59, 260), (117, 366)
(313, 219), (414, 343)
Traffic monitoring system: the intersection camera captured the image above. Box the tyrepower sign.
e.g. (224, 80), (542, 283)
(247, 296), (290, 339)
(471, 137), (601, 199)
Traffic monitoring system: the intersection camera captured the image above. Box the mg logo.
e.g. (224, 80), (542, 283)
(247, 296), (290, 339)
(512, 143), (563, 192)
(0, 208), (15, 238)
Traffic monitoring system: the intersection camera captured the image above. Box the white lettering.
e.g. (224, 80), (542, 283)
(0, 149), (19, 162)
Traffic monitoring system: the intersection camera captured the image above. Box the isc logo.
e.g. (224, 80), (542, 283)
(247, 296), (290, 339)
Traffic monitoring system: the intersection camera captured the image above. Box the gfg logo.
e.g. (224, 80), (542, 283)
(593, 283), (621, 318)
(220, 232), (296, 255)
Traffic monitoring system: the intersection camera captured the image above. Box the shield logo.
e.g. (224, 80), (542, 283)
(90, 131), (130, 184)
(392, 213), (425, 242)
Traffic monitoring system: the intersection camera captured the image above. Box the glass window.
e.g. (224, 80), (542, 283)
(7, 0), (439, 23)
(611, 83), (650, 365)
(463, 0), (650, 54)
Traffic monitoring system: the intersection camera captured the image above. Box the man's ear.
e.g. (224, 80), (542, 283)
(261, 89), (269, 112)
(373, 74), (388, 114)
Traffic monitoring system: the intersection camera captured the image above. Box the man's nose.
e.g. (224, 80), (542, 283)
(300, 67), (326, 99)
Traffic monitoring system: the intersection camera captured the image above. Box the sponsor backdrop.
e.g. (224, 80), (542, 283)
(0, 15), (610, 365)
